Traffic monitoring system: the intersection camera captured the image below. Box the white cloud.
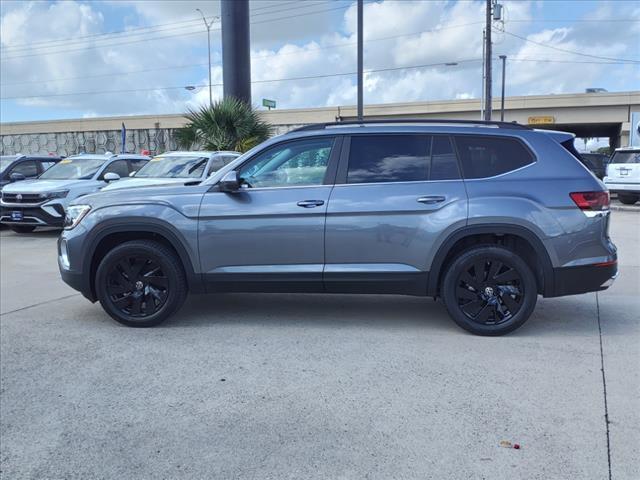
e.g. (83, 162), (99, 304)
(1, 0), (639, 121)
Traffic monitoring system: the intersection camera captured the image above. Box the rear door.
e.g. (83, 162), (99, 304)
(324, 134), (468, 294)
(606, 150), (640, 184)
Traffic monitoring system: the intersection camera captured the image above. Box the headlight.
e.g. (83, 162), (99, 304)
(64, 204), (91, 230)
(46, 190), (69, 199)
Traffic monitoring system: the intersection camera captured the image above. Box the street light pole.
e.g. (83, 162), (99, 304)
(196, 8), (216, 107)
(357, 0), (363, 121)
(499, 55), (506, 121)
(483, 0), (492, 121)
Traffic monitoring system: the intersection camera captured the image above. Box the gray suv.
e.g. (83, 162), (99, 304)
(58, 120), (617, 335)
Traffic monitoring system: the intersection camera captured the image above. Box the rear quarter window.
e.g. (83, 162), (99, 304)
(454, 135), (535, 179)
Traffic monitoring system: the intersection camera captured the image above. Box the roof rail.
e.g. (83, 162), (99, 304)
(290, 118), (532, 133)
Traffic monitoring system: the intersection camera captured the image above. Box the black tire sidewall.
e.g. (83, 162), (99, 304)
(96, 241), (186, 327)
(618, 194), (638, 205)
(442, 245), (537, 336)
(10, 226), (36, 233)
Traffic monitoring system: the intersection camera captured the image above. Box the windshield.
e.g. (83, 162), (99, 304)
(135, 155), (208, 178)
(39, 157), (106, 180)
(0, 156), (17, 173)
(610, 151), (640, 164)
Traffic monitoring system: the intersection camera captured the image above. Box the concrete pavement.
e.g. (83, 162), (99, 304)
(0, 212), (638, 479)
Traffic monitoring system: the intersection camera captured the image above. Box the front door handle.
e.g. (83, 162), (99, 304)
(297, 200), (325, 208)
(417, 195), (446, 204)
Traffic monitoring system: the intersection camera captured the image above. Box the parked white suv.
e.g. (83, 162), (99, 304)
(604, 147), (640, 205)
(0, 153), (149, 233)
(101, 151), (240, 192)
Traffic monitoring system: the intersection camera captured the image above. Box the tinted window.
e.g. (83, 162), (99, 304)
(11, 161), (38, 177)
(129, 159), (148, 173)
(430, 136), (460, 180)
(455, 136), (535, 179)
(347, 135), (429, 184)
(101, 160), (130, 179)
(610, 151), (640, 164)
(39, 161), (57, 171)
(239, 137), (333, 188)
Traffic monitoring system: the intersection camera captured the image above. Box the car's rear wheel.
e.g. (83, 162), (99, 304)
(618, 194), (638, 205)
(9, 225), (36, 233)
(441, 245), (537, 336)
(96, 240), (187, 327)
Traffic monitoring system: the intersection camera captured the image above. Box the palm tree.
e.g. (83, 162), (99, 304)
(174, 98), (273, 153)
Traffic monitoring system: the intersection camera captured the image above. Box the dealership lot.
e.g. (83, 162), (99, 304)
(1, 212), (638, 479)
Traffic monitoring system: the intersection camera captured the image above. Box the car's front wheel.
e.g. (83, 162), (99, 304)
(96, 240), (187, 327)
(618, 194), (638, 205)
(441, 245), (537, 336)
(9, 225), (36, 234)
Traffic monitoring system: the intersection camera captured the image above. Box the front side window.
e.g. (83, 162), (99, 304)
(347, 135), (430, 184)
(39, 157), (107, 180)
(135, 155), (208, 178)
(239, 137), (334, 188)
(455, 136), (535, 179)
(101, 160), (130, 179)
(11, 160), (38, 177)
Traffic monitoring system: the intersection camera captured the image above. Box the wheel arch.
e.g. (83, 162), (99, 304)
(427, 224), (554, 297)
(82, 220), (203, 301)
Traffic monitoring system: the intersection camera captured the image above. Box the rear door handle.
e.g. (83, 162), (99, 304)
(417, 195), (446, 204)
(297, 200), (325, 208)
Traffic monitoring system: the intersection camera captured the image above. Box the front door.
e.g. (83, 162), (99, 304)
(198, 136), (340, 292)
(324, 134), (468, 294)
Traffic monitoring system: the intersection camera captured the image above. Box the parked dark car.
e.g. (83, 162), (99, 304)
(0, 154), (62, 190)
(58, 120), (617, 336)
(580, 152), (609, 179)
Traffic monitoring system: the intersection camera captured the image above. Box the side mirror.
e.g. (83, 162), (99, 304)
(103, 172), (121, 182)
(9, 172), (26, 182)
(219, 170), (240, 192)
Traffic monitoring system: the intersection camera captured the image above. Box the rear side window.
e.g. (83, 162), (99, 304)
(455, 136), (534, 179)
(347, 135), (429, 184)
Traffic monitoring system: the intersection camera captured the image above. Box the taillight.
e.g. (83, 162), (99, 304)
(570, 191), (610, 211)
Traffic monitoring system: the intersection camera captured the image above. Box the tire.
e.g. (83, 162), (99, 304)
(95, 240), (187, 327)
(9, 225), (36, 233)
(618, 194), (638, 205)
(441, 245), (538, 336)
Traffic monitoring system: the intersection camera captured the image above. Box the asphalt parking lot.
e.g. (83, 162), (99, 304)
(1, 211), (638, 480)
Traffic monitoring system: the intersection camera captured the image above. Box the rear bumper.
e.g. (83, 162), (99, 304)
(604, 181), (640, 194)
(548, 261), (618, 297)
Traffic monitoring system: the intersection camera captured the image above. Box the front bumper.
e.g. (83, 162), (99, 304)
(0, 203), (65, 227)
(549, 261), (618, 297)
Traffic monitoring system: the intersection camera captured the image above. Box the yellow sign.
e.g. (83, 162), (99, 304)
(528, 116), (555, 125)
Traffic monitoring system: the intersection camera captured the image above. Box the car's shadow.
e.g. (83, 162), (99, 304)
(147, 291), (608, 337)
(0, 227), (61, 238)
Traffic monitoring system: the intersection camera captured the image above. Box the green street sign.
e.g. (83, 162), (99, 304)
(262, 98), (276, 109)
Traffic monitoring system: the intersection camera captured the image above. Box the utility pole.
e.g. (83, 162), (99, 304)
(484, 0), (492, 121)
(196, 9), (216, 107)
(221, 0), (252, 104)
(499, 55), (506, 121)
(357, 0), (363, 121)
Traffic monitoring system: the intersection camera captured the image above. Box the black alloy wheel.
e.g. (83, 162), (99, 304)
(105, 256), (169, 317)
(96, 240), (187, 327)
(455, 257), (524, 326)
(442, 245), (537, 336)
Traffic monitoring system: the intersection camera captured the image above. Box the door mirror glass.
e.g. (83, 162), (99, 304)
(103, 172), (121, 182)
(9, 172), (26, 182)
(219, 170), (240, 192)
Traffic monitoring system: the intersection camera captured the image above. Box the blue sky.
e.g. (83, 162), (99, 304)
(0, 0), (638, 122)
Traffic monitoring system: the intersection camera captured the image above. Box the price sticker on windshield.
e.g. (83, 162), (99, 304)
(150, 157), (165, 162)
(60, 159), (73, 164)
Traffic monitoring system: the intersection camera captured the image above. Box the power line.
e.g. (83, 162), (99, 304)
(1, 21), (484, 87)
(1, 3), (361, 61)
(0, 59), (483, 100)
(499, 29), (640, 64)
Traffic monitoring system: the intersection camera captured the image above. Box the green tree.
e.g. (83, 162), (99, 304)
(175, 98), (273, 153)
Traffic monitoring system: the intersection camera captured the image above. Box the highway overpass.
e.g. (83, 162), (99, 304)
(1, 91), (638, 155)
